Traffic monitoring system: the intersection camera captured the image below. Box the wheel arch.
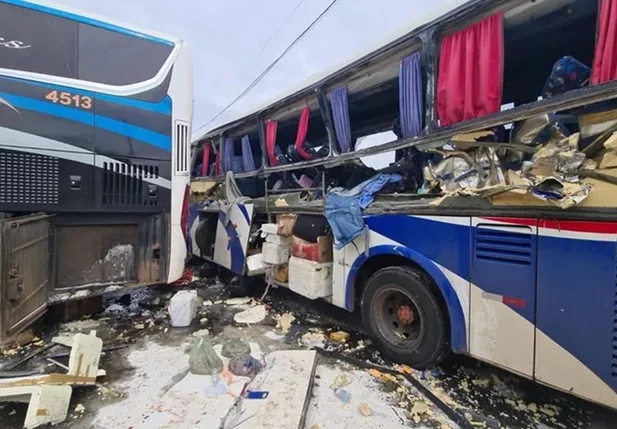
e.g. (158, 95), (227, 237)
(347, 244), (467, 353)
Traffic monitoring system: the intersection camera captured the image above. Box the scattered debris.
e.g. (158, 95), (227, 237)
(169, 290), (199, 327)
(330, 373), (352, 390)
(221, 339), (251, 358)
(359, 403), (372, 417)
(192, 329), (210, 337)
(200, 317), (208, 325)
(233, 305), (267, 324)
(228, 354), (263, 377)
(188, 338), (223, 375)
(225, 297), (252, 306)
(74, 404), (85, 414)
(222, 350), (317, 429)
(411, 400), (431, 423)
(264, 331), (285, 341)
(276, 313), (296, 332)
(301, 331), (326, 349)
(0, 333), (103, 429)
(133, 324), (145, 330)
(329, 331), (350, 343)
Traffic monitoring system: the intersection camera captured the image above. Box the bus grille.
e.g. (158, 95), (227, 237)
(174, 121), (189, 174)
(474, 226), (532, 266)
(0, 151), (59, 205)
(102, 162), (159, 207)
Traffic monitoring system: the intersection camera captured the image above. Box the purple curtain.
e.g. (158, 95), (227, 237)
(399, 52), (423, 138)
(330, 87), (352, 153)
(241, 135), (256, 171)
(223, 138), (234, 173)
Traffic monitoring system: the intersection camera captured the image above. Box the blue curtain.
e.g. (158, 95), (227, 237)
(241, 135), (256, 171)
(224, 138), (234, 173)
(399, 52), (423, 138)
(329, 87), (352, 153)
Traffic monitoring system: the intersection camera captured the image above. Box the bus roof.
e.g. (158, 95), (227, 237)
(192, 0), (473, 142)
(5, 0), (181, 46)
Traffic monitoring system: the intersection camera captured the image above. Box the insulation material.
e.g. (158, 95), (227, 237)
(263, 242), (290, 265)
(289, 256), (333, 300)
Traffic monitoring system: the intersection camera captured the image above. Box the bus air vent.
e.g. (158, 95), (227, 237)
(474, 225), (532, 266)
(0, 151), (59, 205)
(174, 121), (189, 175)
(102, 162), (159, 207)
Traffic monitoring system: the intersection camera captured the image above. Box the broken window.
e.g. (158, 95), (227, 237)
(503, 0), (598, 105)
(263, 96), (329, 167)
(326, 40), (424, 155)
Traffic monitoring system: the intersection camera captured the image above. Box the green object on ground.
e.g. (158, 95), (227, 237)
(221, 338), (251, 358)
(189, 338), (223, 375)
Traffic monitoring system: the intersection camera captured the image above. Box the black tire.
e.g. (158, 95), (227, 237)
(361, 266), (449, 368)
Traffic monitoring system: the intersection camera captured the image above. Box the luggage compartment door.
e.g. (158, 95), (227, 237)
(470, 217), (537, 377)
(213, 203), (254, 275)
(0, 214), (51, 343)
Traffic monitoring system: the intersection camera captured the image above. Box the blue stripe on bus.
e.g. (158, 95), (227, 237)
(2, 0), (175, 46)
(0, 92), (171, 151)
(1, 76), (172, 115)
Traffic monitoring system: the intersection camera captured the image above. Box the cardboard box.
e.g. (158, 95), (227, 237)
(291, 236), (333, 263)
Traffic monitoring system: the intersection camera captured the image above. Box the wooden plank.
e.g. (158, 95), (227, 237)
(223, 350), (317, 429)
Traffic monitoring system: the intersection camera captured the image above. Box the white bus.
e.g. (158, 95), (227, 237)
(0, 0), (192, 341)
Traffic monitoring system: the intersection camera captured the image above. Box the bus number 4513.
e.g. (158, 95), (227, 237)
(45, 90), (92, 109)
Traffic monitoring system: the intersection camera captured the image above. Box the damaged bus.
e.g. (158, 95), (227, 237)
(188, 0), (617, 410)
(0, 0), (192, 341)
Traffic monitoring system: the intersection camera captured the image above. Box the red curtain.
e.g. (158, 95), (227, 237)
(295, 107), (312, 160)
(201, 141), (211, 177)
(266, 120), (279, 166)
(214, 149), (221, 177)
(437, 13), (504, 126)
(592, 0), (617, 85)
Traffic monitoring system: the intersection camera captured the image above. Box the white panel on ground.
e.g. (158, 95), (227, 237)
(223, 350), (317, 429)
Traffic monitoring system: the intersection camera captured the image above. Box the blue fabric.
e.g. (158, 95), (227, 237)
(399, 52), (423, 138)
(241, 135), (256, 172)
(326, 173), (402, 250)
(542, 56), (590, 99)
(330, 87), (352, 153)
(224, 138), (234, 173)
(232, 156), (245, 173)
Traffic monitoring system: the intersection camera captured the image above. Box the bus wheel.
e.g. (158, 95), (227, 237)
(361, 266), (448, 368)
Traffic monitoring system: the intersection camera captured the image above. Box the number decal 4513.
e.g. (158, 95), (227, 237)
(45, 90), (92, 109)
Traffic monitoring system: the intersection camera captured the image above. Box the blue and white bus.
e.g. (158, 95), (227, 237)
(187, 0), (617, 411)
(0, 0), (192, 336)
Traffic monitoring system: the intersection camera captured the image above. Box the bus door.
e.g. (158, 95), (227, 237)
(0, 214), (51, 344)
(469, 217), (538, 377)
(213, 203), (254, 275)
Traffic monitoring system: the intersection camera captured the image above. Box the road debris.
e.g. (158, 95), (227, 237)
(192, 329), (210, 337)
(276, 313), (296, 332)
(228, 354), (263, 377)
(74, 404), (85, 414)
(188, 338), (223, 375)
(169, 290), (199, 327)
(359, 403), (372, 416)
(233, 305), (267, 324)
(329, 331), (350, 343)
(221, 338), (251, 358)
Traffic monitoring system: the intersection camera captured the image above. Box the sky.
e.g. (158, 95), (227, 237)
(53, 0), (468, 138)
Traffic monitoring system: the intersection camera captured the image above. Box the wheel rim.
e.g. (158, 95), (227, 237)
(371, 285), (425, 349)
